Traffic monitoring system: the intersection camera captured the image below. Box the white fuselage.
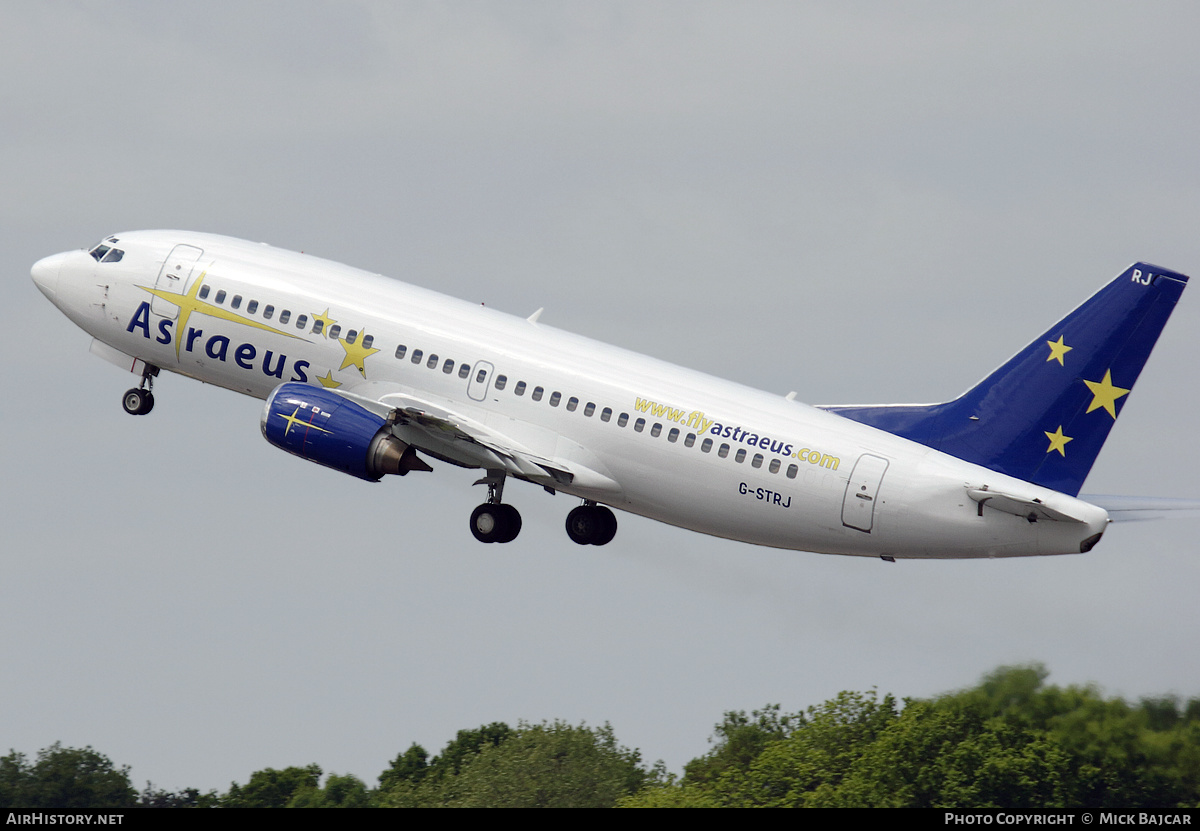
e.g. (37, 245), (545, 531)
(32, 231), (1109, 558)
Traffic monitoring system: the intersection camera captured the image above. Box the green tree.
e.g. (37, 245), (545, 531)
(221, 764), (321, 808)
(0, 743), (137, 812)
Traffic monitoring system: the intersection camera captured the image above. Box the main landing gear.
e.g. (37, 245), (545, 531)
(470, 470), (522, 544)
(468, 473), (618, 546)
(121, 364), (159, 416)
(565, 502), (617, 546)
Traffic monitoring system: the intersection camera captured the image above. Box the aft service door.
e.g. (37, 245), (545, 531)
(152, 244), (204, 319)
(841, 454), (889, 533)
(467, 360), (494, 401)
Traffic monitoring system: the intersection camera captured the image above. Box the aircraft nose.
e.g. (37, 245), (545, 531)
(31, 251), (69, 302)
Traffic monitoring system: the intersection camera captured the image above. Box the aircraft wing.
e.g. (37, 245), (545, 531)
(335, 385), (623, 499)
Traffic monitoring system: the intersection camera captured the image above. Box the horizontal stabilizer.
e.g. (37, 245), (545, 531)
(1080, 494), (1200, 523)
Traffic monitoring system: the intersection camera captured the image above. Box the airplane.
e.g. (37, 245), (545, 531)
(30, 231), (1190, 559)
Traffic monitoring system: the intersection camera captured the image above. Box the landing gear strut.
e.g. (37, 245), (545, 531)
(121, 365), (159, 415)
(566, 502), (617, 546)
(470, 469), (522, 543)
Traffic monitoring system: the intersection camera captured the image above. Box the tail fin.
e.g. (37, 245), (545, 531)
(820, 263), (1188, 496)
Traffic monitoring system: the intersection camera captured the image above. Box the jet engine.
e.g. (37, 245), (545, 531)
(260, 383), (430, 481)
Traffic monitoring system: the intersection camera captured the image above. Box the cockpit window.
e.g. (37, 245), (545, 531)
(88, 241), (124, 263)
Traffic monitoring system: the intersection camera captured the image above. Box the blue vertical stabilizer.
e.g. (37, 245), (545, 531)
(820, 263), (1188, 496)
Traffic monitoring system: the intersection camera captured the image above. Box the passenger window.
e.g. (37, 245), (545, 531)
(650, 423), (662, 437)
(395, 345), (407, 360)
(328, 324), (341, 340)
(601, 408), (612, 422)
(199, 285), (210, 300)
(549, 392), (561, 407)
(459, 364), (472, 379)
(296, 314), (308, 330)
(313, 319), (324, 335)
(566, 397), (578, 412)
(769, 459), (781, 474)
(634, 418), (645, 433)
(684, 433), (695, 447)
(718, 443), (730, 458)
(668, 428), (679, 443)
(532, 387), (543, 401)
(584, 403), (595, 417)
(215, 290), (226, 304)
(495, 375), (507, 390)
(701, 438), (713, 453)
(279, 310), (291, 324)
(247, 300), (258, 314)
(264, 305), (274, 320)
(618, 413), (629, 427)
(515, 381), (526, 396)
(346, 330), (358, 345)
(735, 449), (747, 463)
(427, 354), (438, 368)
(786, 464), (798, 479)
(751, 454), (763, 468)
(476, 368), (488, 384)
(231, 295), (242, 309)
(362, 335), (373, 349)
(443, 359), (454, 374)
(411, 349), (423, 364)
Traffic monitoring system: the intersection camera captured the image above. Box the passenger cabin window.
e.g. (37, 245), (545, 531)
(263, 305), (274, 319)
(362, 335), (373, 349)
(495, 375), (507, 390)
(787, 464), (799, 479)
(684, 433), (695, 447)
(735, 449), (747, 463)
(702, 438), (713, 452)
(669, 428), (680, 443)
(718, 443), (730, 458)
(618, 413), (628, 427)
(312, 319), (324, 335)
(751, 454), (763, 468)
(769, 459), (781, 474)
(650, 423), (662, 437)
(395, 345), (407, 360)
(515, 381), (526, 396)
(566, 397), (578, 412)
(247, 300), (258, 314)
(198, 285), (210, 300)
(296, 314), (308, 330)
(427, 354), (438, 369)
(601, 408), (612, 422)
(475, 368), (488, 384)
(411, 349), (423, 364)
(549, 392), (561, 407)
(634, 418), (645, 433)
(279, 310), (291, 324)
(231, 295), (242, 310)
(532, 386), (543, 401)
(328, 325), (341, 340)
(346, 330), (358, 345)
(584, 403), (595, 417)
(215, 290), (226, 304)
(443, 359), (454, 374)
(458, 363), (471, 379)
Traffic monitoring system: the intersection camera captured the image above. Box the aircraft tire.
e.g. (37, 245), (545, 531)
(496, 504), (522, 543)
(138, 391), (155, 415)
(471, 503), (521, 544)
(122, 388), (148, 416)
(566, 505), (616, 545)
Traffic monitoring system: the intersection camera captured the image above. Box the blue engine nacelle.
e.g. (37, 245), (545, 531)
(261, 383), (425, 481)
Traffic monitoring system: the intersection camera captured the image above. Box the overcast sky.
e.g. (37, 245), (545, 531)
(5, 1), (1200, 793)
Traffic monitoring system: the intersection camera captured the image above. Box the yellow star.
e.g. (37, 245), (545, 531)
(338, 331), (380, 377)
(278, 407), (332, 438)
(1044, 425), (1073, 456)
(140, 272), (302, 360)
(1083, 369), (1130, 419)
(311, 308), (337, 337)
(316, 370), (341, 389)
(1046, 335), (1072, 366)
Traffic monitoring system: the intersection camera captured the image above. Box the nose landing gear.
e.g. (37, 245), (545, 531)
(121, 365), (159, 415)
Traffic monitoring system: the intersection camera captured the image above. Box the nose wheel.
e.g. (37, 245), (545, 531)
(566, 503), (617, 546)
(121, 364), (159, 415)
(121, 387), (154, 415)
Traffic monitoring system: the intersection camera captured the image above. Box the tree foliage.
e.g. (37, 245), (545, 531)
(0, 743), (137, 812)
